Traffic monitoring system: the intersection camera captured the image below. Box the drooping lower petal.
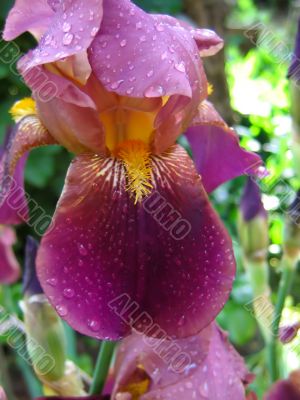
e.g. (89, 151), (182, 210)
(185, 101), (264, 193)
(37, 145), (235, 340)
(3, 0), (54, 41)
(112, 323), (254, 400)
(0, 226), (20, 284)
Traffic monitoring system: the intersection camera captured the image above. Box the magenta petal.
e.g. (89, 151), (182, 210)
(0, 129), (29, 225)
(113, 324), (254, 400)
(0, 226), (20, 284)
(89, 0), (203, 99)
(3, 0), (54, 40)
(265, 374), (300, 400)
(37, 145), (235, 340)
(153, 15), (224, 57)
(0, 153), (28, 225)
(186, 126), (262, 193)
(185, 102), (263, 193)
(19, 0), (103, 73)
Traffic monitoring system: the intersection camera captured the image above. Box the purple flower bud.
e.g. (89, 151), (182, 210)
(23, 236), (43, 296)
(279, 322), (300, 344)
(288, 19), (300, 84)
(240, 177), (267, 221)
(238, 177), (268, 261)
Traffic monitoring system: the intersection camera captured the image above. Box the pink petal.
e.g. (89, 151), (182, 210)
(153, 14), (224, 57)
(36, 91), (105, 155)
(0, 226), (20, 284)
(113, 324), (254, 400)
(19, 0), (103, 74)
(185, 101), (264, 193)
(37, 145), (235, 340)
(3, 0), (54, 41)
(88, 0), (204, 99)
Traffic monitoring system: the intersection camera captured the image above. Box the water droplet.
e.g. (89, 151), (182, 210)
(62, 22), (71, 32)
(136, 21), (142, 29)
(91, 27), (98, 37)
(63, 32), (74, 45)
(126, 87), (134, 95)
(175, 61), (186, 73)
(120, 39), (127, 47)
(140, 35), (146, 43)
(56, 305), (68, 317)
(44, 34), (53, 45)
(144, 85), (165, 97)
(78, 243), (88, 256)
(199, 382), (209, 397)
(111, 80), (124, 90)
(156, 23), (165, 32)
(46, 278), (57, 287)
(147, 70), (154, 77)
(63, 288), (75, 299)
(87, 319), (100, 332)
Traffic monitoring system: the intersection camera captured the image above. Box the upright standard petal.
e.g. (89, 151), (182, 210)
(185, 101), (264, 193)
(37, 145), (235, 340)
(112, 324), (254, 400)
(16, 0), (103, 74)
(0, 226), (20, 284)
(89, 0), (204, 99)
(3, 0), (54, 40)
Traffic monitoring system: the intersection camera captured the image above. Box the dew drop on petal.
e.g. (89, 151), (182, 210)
(62, 22), (71, 32)
(46, 278), (57, 287)
(87, 319), (100, 332)
(120, 39), (127, 47)
(78, 243), (88, 256)
(175, 61), (186, 73)
(144, 85), (165, 97)
(63, 32), (74, 45)
(147, 70), (154, 77)
(63, 288), (75, 299)
(156, 23), (165, 32)
(91, 27), (98, 37)
(111, 80), (124, 90)
(56, 305), (68, 317)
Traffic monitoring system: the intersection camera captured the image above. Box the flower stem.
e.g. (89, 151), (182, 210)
(246, 259), (273, 343)
(268, 255), (296, 382)
(89, 341), (116, 395)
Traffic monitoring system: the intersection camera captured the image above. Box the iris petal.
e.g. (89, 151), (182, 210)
(113, 323), (254, 400)
(185, 101), (264, 193)
(0, 116), (56, 201)
(0, 226), (20, 284)
(13, 0), (103, 74)
(3, 0), (54, 40)
(88, 0), (204, 99)
(37, 145), (235, 340)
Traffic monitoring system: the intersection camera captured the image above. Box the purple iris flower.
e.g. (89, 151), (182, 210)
(0, 130), (28, 284)
(112, 323), (254, 399)
(2, 0), (263, 340)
